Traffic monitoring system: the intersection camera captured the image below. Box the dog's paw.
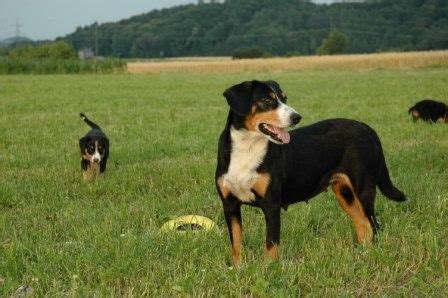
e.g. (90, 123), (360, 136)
(238, 191), (256, 202)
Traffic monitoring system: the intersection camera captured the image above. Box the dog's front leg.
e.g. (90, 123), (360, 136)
(100, 159), (107, 174)
(81, 159), (91, 181)
(262, 204), (281, 261)
(222, 198), (242, 267)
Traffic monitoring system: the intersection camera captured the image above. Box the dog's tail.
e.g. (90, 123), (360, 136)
(80, 113), (101, 130)
(376, 154), (406, 202)
(368, 127), (406, 202)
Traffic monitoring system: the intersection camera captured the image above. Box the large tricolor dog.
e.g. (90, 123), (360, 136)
(215, 80), (406, 266)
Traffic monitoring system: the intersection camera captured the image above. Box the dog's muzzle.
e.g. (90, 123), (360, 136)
(290, 113), (302, 126)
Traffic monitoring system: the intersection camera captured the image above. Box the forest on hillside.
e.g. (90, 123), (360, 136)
(61, 0), (448, 58)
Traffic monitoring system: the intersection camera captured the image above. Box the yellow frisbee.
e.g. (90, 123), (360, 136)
(160, 215), (217, 232)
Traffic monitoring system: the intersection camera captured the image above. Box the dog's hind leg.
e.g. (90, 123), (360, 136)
(330, 173), (374, 245)
(358, 179), (380, 235)
(222, 198), (243, 267)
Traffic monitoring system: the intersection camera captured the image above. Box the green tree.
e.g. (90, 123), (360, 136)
(9, 41), (76, 59)
(317, 30), (349, 55)
(59, 0), (448, 58)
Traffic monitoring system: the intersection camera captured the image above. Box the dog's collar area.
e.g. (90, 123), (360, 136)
(259, 123), (290, 144)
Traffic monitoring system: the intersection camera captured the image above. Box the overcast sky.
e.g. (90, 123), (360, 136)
(0, 0), (336, 41)
(0, 0), (196, 41)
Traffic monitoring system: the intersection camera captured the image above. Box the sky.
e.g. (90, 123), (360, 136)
(0, 0), (196, 41)
(0, 0), (337, 41)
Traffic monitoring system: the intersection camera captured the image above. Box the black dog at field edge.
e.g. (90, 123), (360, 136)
(79, 113), (109, 180)
(215, 80), (406, 266)
(408, 99), (447, 123)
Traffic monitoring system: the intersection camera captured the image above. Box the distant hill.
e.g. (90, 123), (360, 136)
(61, 0), (448, 58)
(0, 36), (33, 48)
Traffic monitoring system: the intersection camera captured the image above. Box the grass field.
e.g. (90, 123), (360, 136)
(1, 65), (448, 295)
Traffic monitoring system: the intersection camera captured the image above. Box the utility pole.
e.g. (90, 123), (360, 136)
(94, 23), (99, 57)
(15, 19), (22, 38)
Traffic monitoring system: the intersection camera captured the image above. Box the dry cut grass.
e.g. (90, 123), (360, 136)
(128, 50), (448, 74)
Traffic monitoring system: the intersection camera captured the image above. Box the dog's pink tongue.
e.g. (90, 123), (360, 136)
(275, 127), (290, 144)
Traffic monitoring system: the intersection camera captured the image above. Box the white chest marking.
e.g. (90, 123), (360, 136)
(223, 128), (268, 202)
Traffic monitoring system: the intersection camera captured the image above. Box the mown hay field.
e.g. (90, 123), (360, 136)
(128, 50), (448, 73)
(1, 52), (447, 295)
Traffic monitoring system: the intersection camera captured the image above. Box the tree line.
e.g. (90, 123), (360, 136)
(60, 0), (448, 58)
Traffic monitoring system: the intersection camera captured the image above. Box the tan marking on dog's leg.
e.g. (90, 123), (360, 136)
(252, 173), (271, 198)
(91, 162), (100, 175)
(331, 173), (373, 245)
(83, 167), (94, 181)
(230, 217), (242, 266)
(265, 244), (279, 261)
(217, 176), (230, 199)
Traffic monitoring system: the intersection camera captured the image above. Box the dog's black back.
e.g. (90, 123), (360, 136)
(281, 119), (405, 206)
(408, 99), (447, 123)
(79, 113), (109, 176)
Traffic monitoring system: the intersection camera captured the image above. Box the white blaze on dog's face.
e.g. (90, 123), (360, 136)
(92, 141), (101, 163)
(277, 100), (300, 128)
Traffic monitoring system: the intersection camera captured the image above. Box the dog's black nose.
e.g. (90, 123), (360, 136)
(93, 158), (99, 163)
(290, 113), (302, 125)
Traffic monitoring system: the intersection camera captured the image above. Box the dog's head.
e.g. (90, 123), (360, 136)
(79, 136), (108, 163)
(445, 105), (448, 123)
(223, 80), (301, 144)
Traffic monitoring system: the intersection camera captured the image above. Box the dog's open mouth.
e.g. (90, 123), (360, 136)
(259, 123), (290, 144)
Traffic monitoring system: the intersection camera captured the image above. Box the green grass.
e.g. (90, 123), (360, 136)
(0, 70), (447, 295)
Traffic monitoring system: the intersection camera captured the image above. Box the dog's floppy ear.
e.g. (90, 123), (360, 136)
(264, 80), (280, 92)
(223, 80), (260, 116)
(79, 136), (89, 153)
(264, 80), (286, 100)
(103, 137), (110, 155)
